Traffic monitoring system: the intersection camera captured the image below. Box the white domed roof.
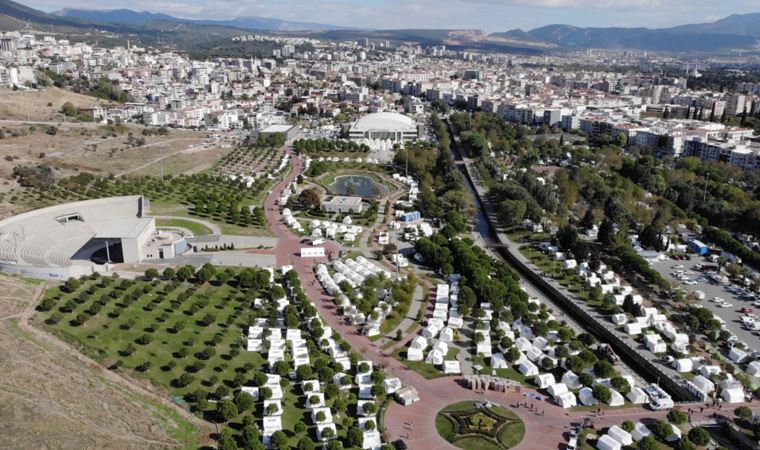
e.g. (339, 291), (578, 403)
(351, 112), (416, 132)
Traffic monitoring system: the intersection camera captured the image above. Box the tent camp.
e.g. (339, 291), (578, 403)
(631, 423), (652, 442)
(579, 387), (598, 406)
(518, 360), (539, 377)
(562, 371), (582, 389)
(608, 389), (625, 407)
(596, 434), (622, 450)
(548, 383), (569, 398)
(556, 391), (577, 409)
(535, 373), (556, 389)
(626, 387), (648, 404)
(607, 425), (633, 446)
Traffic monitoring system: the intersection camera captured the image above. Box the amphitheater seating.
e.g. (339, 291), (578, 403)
(0, 236), (17, 262)
(0, 196), (144, 268)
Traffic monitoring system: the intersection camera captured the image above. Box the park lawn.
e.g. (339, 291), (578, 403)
(436, 413), (456, 441)
(156, 218), (213, 236)
(35, 276), (288, 427)
(494, 368), (532, 385)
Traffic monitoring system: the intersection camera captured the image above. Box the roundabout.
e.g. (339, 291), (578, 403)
(436, 401), (525, 450)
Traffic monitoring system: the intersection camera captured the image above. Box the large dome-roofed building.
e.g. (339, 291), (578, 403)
(348, 112), (420, 151)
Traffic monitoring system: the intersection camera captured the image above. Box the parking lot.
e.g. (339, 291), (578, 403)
(651, 256), (760, 352)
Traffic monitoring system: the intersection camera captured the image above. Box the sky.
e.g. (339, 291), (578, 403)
(30, 0), (760, 31)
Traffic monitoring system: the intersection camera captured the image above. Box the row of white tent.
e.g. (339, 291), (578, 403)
(407, 282), (462, 375)
(313, 155), (382, 165)
(597, 422), (682, 450)
(282, 208), (305, 233)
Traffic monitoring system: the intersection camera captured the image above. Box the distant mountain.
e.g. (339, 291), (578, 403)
(54, 7), (351, 31)
(52, 8), (176, 25)
(493, 13), (760, 53)
(667, 13), (760, 37)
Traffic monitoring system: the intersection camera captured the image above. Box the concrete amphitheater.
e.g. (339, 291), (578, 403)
(0, 195), (169, 279)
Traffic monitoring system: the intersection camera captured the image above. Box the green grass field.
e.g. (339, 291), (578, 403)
(392, 347), (459, 379)
(156, 218), (213, 236)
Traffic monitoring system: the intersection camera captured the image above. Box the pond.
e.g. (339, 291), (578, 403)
(328, 175), (388, 198)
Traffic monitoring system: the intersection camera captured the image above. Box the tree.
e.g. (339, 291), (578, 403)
(688, 427), (710, 446)
(174, 373), (194, 387)
(270, 431), (288, 450)
(294, 422), (307, 434)
(61, 101), (78, 117)
(592, 384), (611, 404)
(162, 267), (176, 280)
(144, 268), (159, 280)
(499, 199), (527, 227)
(734, 405), (753, 420)
(235, 391), (254, 412)
(241, 424), (261, 449)
(176, 265), (194, 281)
(347, 427), (363, 447)
(610, 376), (631, 395)
(652, 420), (673, 441)
(297, 437), (315, 450)
(298, 188), (322, 210)
(218, 427), (237, 450)
(668, 409), (687, 425)
(639, 435), (659, 450)
(622, 421), (635, 432)
(266, 403), (279, 415)
(216, 399), (238, 422)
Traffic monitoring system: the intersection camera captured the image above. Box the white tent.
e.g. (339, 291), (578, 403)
(535, 373), (556, 389)
(673, 358), (693, 373)
(607, 425), (633, 446)
(556, 391), (577, 409)
(579, 387), (598, 406)
(548, 383), (569, 398)
(562, 371), (582, 389)
(692, 375), (715, 394)
(626, 387), (647, 404)
(608, 389), (625, 407)
(426, 349), (444, 366)
(491, 352), (508, 369)
(518, 360), (539, 377)
(443, 360), (461, 374)
(410, 336), (427, 350)
(596, 434), (622, 450)
(631, 423), (652, 442)
(407, 346), (423, 361)
(721, 386), (745, 403)
(747, 361), (760, 377)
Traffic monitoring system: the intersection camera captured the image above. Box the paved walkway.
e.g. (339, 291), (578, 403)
(374, 284), (425, 349)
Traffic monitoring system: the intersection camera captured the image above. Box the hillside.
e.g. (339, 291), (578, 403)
(54, 7), (350, 31)
(493, 13), (760, 53)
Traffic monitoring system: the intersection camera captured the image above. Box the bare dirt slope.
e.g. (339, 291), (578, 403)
(0, 87), (106, 121)
(0, 274), (201, 450)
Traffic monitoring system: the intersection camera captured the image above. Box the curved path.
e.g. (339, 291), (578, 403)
(255, 149), (759, 449)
